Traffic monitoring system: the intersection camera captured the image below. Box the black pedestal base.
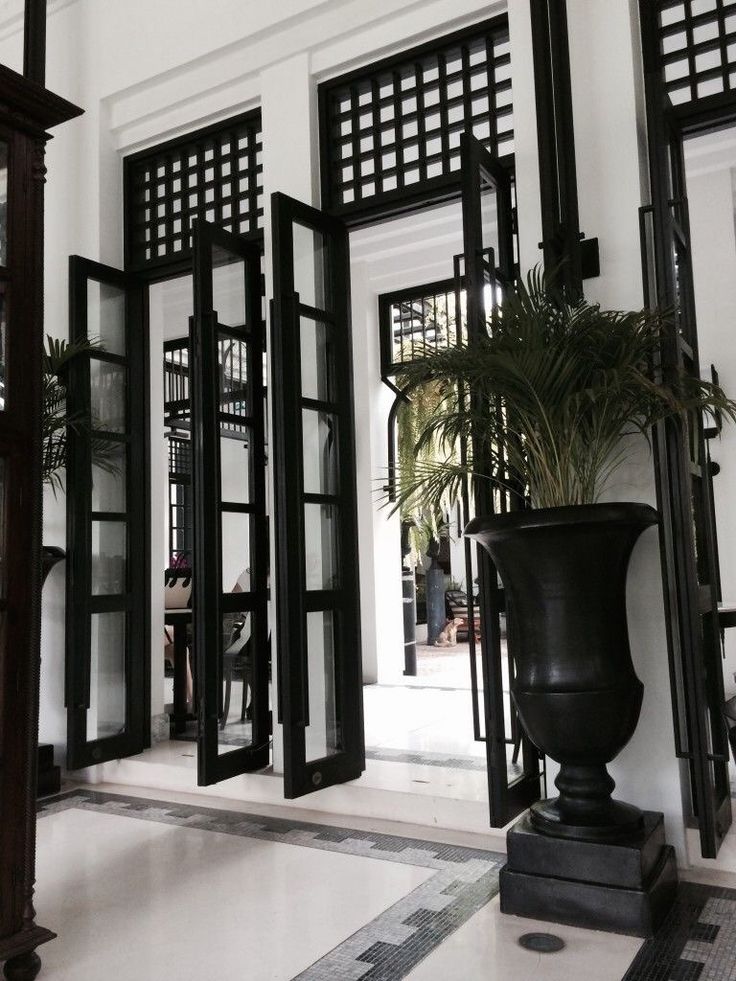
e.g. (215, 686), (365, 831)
(4, 952), (41, 981)
(500, 811), (678, 937)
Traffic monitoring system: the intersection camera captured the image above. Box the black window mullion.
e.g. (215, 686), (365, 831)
(392, 69), (406, 192)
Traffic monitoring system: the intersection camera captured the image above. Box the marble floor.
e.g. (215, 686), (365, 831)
(29, 786), (688, 981)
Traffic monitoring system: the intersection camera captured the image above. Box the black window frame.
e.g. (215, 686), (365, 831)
(318, 14), (513, 226)
(656, 0), (736, 130)
(124, 109), (263, 274)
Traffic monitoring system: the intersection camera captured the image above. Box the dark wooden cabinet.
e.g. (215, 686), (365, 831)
(0, 63), (81, 981)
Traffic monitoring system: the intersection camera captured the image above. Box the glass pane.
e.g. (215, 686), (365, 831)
(293, 222), (326, 310)
(91, 520), (126, 595)
(220, 432), (250, 505)
(305, 610), (341, 762)
(219, 610), (254, 753)
(218, 335), (249, 415)
(90, 358), (126, 433)
(302, 410), (338, 496)
(480, 172), (499, 258)
(0, 288), (6, 411)
(88, 279), (126, 356)
(87, 611), (126, 741)
(301, 317), (334, 402)
(304, 503), (339, 590)
(0, 141), (7, 267)
(221, 510), (251, 592)
(91, 442), (126, 512)
(212, 246), (246, 328)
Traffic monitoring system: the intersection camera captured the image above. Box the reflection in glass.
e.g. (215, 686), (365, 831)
(304, 503), (339, 590)
(220, 432), (250, 505)
(88, 279), (126, 356)
(305, 610), (341, 762)
(91, 520), (126, 595)
(302, 410), (338, 496)
(92, 442), (126, 512)
(221, 511), (251, 591)
(218, 335), (248, 415)
(293, 222), (326, 310)
(301, 318), (334, 402)
(212, 246), (246, 327)
(0, 141), (7, 268)
(90, 358), (126, 432)
(86, 612), (126, 741)
(0, 288), (6, 412)
(219, 610), (253, 753)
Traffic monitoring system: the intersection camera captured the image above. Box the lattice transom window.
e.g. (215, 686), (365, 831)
(380, 280), (466, 376)
(658, 0), (736, 106)
(125, 110), (262, 269)
(320, 16), (512, 216)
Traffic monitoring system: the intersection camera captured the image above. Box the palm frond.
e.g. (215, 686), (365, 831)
(390, 267), (736, 512)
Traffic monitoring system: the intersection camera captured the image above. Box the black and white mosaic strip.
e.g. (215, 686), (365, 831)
(39, 790), (504, 980)
(623, 880), (736, 981)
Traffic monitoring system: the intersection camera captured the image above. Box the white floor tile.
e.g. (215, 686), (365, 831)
(35, 808), (432, 981)
(405, 896), (643, 981)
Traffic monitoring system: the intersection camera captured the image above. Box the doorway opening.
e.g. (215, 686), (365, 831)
(349, 193), (526, 809)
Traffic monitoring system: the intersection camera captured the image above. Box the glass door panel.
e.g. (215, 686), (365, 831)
(66, 257), (148, 769)
(271, 192), (364, 798)
(460, 134), (543, 827)
(192, 220), (269, 784)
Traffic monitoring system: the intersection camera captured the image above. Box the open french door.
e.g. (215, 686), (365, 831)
(271, 192), (365, 798)
(191, 220), (270, 785)
(640, 4), (732, 858)
(66, 257), (149, 768)
(459, 133), (544, 826)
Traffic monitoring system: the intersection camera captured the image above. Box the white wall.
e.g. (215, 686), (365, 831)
(506, 0), (688, 859)
(564, 0), (687, 861)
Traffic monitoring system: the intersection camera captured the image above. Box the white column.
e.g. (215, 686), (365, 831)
(261, 53), (318, 772)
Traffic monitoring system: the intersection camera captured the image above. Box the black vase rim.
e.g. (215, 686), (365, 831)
(464, 501), (659, 539)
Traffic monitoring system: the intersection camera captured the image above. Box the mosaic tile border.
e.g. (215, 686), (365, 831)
(38, 789), (504, 980)
(623, 880), (736, 981)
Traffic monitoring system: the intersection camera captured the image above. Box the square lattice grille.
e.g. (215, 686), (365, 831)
(659, 0), (736, 106)
(320, 16), (512, 216)
(380, 280), (465, 375)
(125, 111), (263, 270)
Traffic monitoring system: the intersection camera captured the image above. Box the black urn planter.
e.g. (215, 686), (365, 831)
(466, 502), (658, 843)
(41, 545), (65, 585)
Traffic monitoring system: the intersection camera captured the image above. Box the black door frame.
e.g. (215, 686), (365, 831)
(271, 191), (365, 798)
(191, 219), (271, 784)
(459, 133), (543, 826)
(66, 256), (150, 768)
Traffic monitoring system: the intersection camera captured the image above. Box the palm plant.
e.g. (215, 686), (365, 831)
(395, 378), (453, 560)
(393, 268), (736, 514)
(42, 334), (100, 493)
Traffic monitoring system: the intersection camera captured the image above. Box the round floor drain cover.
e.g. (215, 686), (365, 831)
(518, 932), (565, 953)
